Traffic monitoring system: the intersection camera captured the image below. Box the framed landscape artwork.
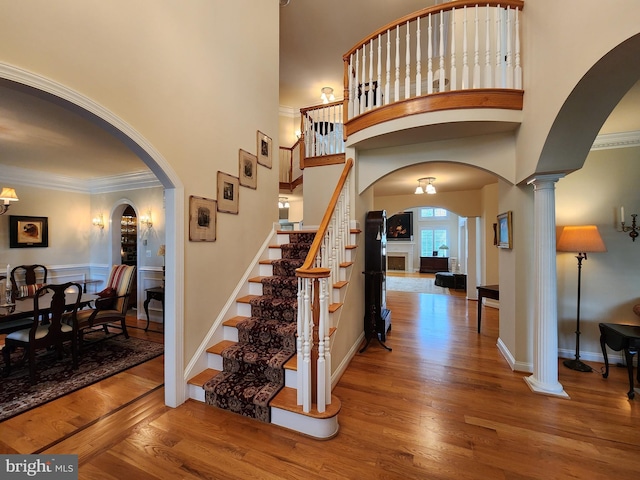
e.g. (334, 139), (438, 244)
(189, 196), (216, 242)
(217, 171), (239, 214)
(239, 149), (257, 189)
(9, 215), (49, 248)
(257, 130), (272, 168)
(497, 211), (513, 249)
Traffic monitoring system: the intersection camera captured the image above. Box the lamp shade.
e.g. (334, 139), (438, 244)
(0, 187), (19, 203)
(557, 225), (607, 253)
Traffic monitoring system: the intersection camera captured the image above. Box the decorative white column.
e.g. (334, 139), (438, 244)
(524, 175), (568, 397)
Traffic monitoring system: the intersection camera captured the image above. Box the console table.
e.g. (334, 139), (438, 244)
(420, 256), (448, 273)
(144, 286), (165, 331)
(476, 285), (499, 333)
(599, 322), (640, 399)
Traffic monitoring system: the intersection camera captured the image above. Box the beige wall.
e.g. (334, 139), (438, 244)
(0, 185), (90, 267)
(0, 1), (280, 369)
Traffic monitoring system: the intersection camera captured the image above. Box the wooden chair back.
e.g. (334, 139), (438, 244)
(10, 264), (48, 299)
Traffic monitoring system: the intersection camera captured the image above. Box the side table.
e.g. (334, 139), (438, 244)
(144, 286), (165, 331)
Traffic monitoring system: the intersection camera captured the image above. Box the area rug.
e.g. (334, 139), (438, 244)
(0, 332), (164, 422)
(386, 273), (465, 296)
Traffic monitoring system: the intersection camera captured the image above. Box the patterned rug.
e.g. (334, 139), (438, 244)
(204, 232), (314, 422)
(386, 272), (466, 296)
(0, 332), (164, 422)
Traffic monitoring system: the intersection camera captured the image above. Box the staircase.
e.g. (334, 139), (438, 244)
(188, 228), (356, 438)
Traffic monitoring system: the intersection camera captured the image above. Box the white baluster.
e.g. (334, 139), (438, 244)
(439, 10), (445, 92)
(416, 17), (422, 96)
(317, 277), (327, 413)
(405, 21), (411, 99)
(506, 6), (513, 89)
(462, 6), (469, 89)
(296, 277), (303, 405)
(377, 34), (382, 107)
(348, 54), (354, 120)
(367, 39), (374, 110)
(361, 43), (367, 113)
(495, 5), (503, 88)
(484, 4), (492, 88)
(385, 30), (391, 105)
(473, 5), (480, 88)
(394, 25), (400, 101)
(302, 278), (312, 412)
(450, 7), (457, 91)
(514, 7), (522, 89)
(354, 50), (360, 117)
(427, 13), (433, 94)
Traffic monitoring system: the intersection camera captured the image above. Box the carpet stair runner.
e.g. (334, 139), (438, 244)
(202, 232), (315, 422)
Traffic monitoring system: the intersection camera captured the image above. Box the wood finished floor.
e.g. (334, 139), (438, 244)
(1, 290), (640, 479)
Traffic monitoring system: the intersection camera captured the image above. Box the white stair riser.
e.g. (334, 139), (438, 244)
(237, 303), (252, 317)
(224, 325), (238, 342)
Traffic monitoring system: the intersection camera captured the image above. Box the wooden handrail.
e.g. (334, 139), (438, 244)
(342, 0), (525, 60)
(297, 158), (354, 273)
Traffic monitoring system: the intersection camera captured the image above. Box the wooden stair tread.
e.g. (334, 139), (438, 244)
(223, 316), (248, 328)
(340, 261), (353, 268)
(248, 276), (267, 283)
(207, 340), (236, 355)
(329, 303), (342, 313)
(334, 280), (348, 289)
(276, 230), (318, 235)
(237, 294), (259, 304)
(346, 245), (357, 250)
(188, 368), (220, 387)
(271, 387), (341, 419)
(284, 355), (297, 370)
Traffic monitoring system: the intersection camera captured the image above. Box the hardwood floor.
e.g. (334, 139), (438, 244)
(2, 295), (640, 479)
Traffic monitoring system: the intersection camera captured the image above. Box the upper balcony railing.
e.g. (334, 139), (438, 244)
(300, 101), (346, 168)
(343, 0), (525, 135)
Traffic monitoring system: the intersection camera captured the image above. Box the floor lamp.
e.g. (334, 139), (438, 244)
(556, 225), (607, 372)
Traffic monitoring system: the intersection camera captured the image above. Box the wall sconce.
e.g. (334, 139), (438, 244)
(620, 206), (639, 241)
(92, 213), (105, 229)
(0, 187), (19, 215)
(278, 197), (290, 208)
(140, 212), (153, 229)
(320, 86), (335, 104)
(414, 177), (436, 195)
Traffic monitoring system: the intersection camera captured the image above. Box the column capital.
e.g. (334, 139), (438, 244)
(527, 173), (566, 188)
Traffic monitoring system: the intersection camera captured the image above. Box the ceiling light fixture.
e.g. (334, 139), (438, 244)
(320, 87), (335, 104)
(278, 197), (290, 209)
(0, 187), (19, 214)
(414, 177), (436, 195)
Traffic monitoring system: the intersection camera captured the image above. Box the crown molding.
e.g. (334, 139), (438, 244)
(591, 130), (640, 150)
(2, 164), (161, 194)
(279, 105), (296, 118)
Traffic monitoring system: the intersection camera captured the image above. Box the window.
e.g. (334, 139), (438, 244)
(420, 229), (448, 257)
(420, 208), (447, 218)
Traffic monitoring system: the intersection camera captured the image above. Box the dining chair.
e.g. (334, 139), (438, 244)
(74, 265), (136, 346)
(10, 264), (48, 300)
(2, 282), (82, 384)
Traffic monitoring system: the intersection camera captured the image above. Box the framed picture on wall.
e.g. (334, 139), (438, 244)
(239, 149), (258, 189)
(497, 211), (513, 249)
(217, 171), (239, 214)
(257, 130), (272, 168)
(189, 196), (216, 242)
(9, 215), (49, 248)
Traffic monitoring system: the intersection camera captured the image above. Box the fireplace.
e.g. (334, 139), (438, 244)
(388, 256), (406, 271)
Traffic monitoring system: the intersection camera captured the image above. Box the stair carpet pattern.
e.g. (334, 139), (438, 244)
(203, 232), (315, 422)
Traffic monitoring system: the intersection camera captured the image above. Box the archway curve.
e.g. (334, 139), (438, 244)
(536, 33), (640, 175)
(0, 63), (185, 407)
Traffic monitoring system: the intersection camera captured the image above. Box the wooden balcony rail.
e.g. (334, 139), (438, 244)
(296, 158), (353, 413)
(279, 140), (303, 191)
(343, 0), (524, 129)
(300, 101), (346, 168)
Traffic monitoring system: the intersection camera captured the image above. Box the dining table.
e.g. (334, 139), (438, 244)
(0, 290), (99, 334)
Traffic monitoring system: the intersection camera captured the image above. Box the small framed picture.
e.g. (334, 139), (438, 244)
(217, 171), (239, 214)
(9, 215), (49, 248)
(189, 196), (216, 242)
(239, 149), (257, 189)
(257, 130), (272, 168)
(497, 211), (513, 249)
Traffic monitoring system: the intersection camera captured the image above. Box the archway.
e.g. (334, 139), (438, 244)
(0, 64), (185, 407)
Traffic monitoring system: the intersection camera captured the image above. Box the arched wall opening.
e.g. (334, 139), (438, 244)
(0, 64), (185, 408)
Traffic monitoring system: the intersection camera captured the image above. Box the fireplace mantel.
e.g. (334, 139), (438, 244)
(386, 241), (415, 272)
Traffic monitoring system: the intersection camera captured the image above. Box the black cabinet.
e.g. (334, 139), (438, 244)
(420, 256), (449, 273)
(361, 210), (392, 352)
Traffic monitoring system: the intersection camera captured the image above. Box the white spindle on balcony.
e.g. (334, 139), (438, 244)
(343, 1), (524, 122)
